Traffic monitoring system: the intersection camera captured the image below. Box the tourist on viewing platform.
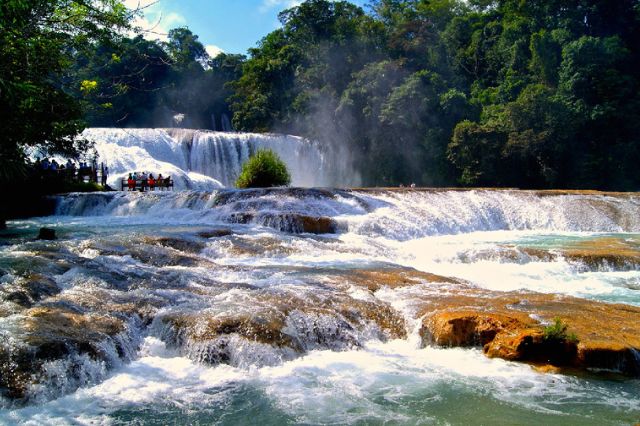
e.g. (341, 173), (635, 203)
(127, 173), (135, 191)
(157, 173), (164, 190)
(65, 160), (76, 180)
(101, 165), (109, 186)
(140, 172), (148, 191)
(148, 174), (156, 191)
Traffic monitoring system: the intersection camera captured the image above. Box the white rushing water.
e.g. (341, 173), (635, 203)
(82, 128), (353, 190)
(1, 189), (640, 424)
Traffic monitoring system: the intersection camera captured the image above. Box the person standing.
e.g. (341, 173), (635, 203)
(101, 165), (109, 186)
(127, 173), (135, 191)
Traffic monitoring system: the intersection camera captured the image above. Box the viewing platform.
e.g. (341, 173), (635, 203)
(120, 178), (174, 192)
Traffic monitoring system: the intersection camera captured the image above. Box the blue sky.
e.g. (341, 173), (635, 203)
(125, 0), (370, 57)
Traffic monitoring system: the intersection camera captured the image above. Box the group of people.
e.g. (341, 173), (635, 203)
(34, 157), (109, 185)
(126, 172), (170, 191)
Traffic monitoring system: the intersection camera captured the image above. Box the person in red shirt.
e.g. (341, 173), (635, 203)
(127, 173), (135, 191)
(148, 174), (156, 191)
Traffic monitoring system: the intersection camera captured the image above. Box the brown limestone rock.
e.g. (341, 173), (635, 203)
(0, 307), (130, 400)
(197, 228), (234, 238)
(419, 292), (640, 376)
(422, 311), (532, 348)
(326, 268), (459, 292)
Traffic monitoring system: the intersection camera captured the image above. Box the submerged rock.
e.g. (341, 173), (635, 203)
(37, 228), (56, 241)
(227, 211), (340, 234)
(156, 286), (407, 367)
(197, 228), (234, 238)
(483, 236), (640, 271)
(0, 306), (139, 402)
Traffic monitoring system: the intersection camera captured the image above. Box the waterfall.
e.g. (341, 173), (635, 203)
(81, 128), (343, 190)
(53, 188), (640, 236)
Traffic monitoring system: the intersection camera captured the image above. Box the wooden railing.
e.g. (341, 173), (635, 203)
(120, 178), (174, 191)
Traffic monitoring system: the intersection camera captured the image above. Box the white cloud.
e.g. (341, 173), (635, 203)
(260, 0), (303, 13)
(122, 0), (157, 10)
(205, 44), (224, 58)
(126, 0), (186, 42)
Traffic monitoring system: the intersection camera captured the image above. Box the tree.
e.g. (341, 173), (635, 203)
(0, 0), (129, 183)
(236, 150), (291, 188)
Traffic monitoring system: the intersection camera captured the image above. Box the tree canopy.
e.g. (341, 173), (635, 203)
(4, 0), (640, 191)
(0, 0), (130, 183)
(230, 0), (640, 190)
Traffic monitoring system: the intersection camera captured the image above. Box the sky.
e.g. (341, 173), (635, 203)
(124, 0), (370, 57)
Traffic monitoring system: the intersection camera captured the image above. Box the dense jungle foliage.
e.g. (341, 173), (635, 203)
(2, 0), (640, 190)
(230, 0), (640, 189)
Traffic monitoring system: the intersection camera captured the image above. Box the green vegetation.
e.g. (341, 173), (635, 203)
(71, 29), (245, 129)
(543, 318), (579, 343)
(236, 150), (292, 188)
(0, 0), (129, 183)
(230, 0), (640, 189)
(3, 0), (640, 194)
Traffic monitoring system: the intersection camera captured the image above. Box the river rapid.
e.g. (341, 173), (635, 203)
(1, 188), (639, 425)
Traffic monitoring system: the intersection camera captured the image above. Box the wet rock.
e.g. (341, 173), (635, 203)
(144, 236), (206, 254)
(328, 268), (459, 292)
(163, 312), (293, 349)
(157, 288), (407, 367)
(227, 211), (340, 234)
(22, 275), (61, 302)
(559, 237), (640, 270)
(0, 306), (136, 401)
(227, 236), (294, 257)
(5, 291), (32, 307)
(213, 187), (358, 207)
(24, 307), (126, 349)
(422, 311), (530, 348)
(197, 228), (234, 238)
(418, 292), (640, 376)
(260, 213), (339, 234)
(484, 329), (579, 366)
(0, 275), (60, 309)
(129, 244), (204, 268)
(37, 228), (56, 240)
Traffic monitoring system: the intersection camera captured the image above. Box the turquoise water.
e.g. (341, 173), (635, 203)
(1, 190), (640, 424)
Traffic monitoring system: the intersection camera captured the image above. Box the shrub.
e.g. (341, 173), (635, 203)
(543, 317), (578, 342)
(236, 149), (291, 188)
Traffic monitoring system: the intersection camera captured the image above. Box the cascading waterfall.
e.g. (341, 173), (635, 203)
(82, 128), (347, 190)
(2, 188), (640, 424)
(53, 188), (640, 235)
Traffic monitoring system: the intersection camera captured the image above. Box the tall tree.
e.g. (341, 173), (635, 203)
(0, 0), (129, 183)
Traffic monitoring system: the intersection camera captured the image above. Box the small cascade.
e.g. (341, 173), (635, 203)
(53, 188), (640, 236)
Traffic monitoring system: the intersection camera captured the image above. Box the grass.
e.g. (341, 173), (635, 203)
(543, 317), (579, 342)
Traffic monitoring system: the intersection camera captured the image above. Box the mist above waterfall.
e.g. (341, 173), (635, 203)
(82, 128), (355, 190)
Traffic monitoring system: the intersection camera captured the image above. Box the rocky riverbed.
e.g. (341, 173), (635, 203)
(1, 188), (639, 424)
